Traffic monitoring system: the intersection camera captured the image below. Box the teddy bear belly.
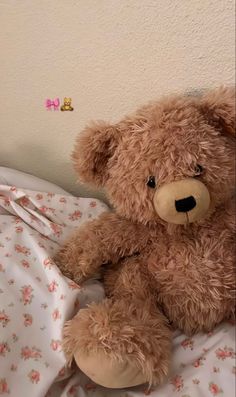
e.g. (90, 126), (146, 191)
(146, 236), (235, 335)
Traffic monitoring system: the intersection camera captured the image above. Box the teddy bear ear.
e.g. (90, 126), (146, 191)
(72, 121), (119, 187)
(200, 86), (235, 136)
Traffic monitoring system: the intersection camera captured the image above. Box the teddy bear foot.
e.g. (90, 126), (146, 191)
(74, 349), (148, 388)
(62, 299), (171, 388)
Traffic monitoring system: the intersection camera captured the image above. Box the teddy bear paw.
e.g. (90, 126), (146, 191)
(74, 349), (148, 388)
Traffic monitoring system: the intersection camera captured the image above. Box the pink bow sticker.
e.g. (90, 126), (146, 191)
(45, 98), (60, 111)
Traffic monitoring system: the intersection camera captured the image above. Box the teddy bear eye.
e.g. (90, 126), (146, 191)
(194, 164), (203, 176)
(147, 176), (156, 188)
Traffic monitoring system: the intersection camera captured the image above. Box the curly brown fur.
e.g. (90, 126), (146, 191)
(63, 298), (171, 386)
(56, 86), (236, 387)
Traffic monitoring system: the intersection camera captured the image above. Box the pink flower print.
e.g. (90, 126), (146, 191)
(47, 280), (58, 292)
(59, 197), (67, 203)
(36, 193), (43, 200)
(10, 364), (17, 372)
(20, 285), (34, 305)
(181, 338), (194, 350)
(52, 308), (61, 321)
(2, 197), (10, 206)
(208, 382), (223, 395)
(68, 280), (80, 290)
(69, 210), (82, 221)
(0, 342), (10, 357)
(21, 346), (42, 361)
(193, 356), (206, 368)
(68, 385), (79, 395)
(50, 339), (62, 351)
(23, 313), (33, 327)
(215, 346), (235, 360)
(14, 217), (22, 224)
(170, 375), (184, 392)
(192, 378), (200, 385)
(89, 201), (97, 208)
(39, 205), (48, 213)
(0, 311), (10, 327)
(19, 196), (30, 206)
(0, 378), (9, 394)
(43, 257), (54, 269)
(39, 205), (55, 214)
(28, 370), (40, 384)
(12, 334), (18, 342)
(50, 223), (63, 237)
(21, 259), (30, 268)
(15, 226), (23, 233)
(15, 244), (30, 256)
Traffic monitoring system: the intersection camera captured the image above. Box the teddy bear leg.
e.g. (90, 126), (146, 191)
(63, 297), (171, 388)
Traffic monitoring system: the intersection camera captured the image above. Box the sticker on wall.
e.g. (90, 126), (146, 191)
(45, 98), (60, 111)
(60, 97), (74, 111)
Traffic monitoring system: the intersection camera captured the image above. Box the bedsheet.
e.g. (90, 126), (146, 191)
(0, 184), (235, 397)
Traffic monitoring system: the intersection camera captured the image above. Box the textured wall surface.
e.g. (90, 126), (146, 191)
(0, 0), (235, 196)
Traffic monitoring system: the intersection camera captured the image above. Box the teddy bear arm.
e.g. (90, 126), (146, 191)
(55, 212), (149, 282)
(94, 212), (150, 258)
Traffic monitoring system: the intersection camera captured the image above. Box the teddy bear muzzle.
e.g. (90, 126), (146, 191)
(153, 178), (210, 224)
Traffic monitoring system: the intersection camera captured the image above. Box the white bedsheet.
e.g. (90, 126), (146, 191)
(0, 174), (235, 397)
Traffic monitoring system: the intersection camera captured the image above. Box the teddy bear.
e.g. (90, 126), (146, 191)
(55, 87), (235, 389)
(61, 97), (74, 111)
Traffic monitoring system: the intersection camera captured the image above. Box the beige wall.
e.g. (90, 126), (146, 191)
(1, 0), (235, 197)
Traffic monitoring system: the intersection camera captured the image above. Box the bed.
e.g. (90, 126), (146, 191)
(0, 167), (235, 397)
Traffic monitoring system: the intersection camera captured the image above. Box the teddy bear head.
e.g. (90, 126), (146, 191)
(64, 97), (72, 106)
(73, 87), (235, 226)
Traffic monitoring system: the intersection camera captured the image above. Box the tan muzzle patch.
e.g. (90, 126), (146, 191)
(153, 178), (210, 224)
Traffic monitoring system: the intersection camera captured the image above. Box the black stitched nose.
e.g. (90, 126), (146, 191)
(175, 196), (196, 212)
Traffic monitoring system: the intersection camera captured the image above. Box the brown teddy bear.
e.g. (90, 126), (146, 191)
(55, 87), (235, 389)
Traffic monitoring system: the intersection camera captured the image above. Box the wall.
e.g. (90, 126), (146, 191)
(0, 0), (235, 197)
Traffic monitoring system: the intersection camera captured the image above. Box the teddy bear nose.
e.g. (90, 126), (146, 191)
(175, 196), (196, 212)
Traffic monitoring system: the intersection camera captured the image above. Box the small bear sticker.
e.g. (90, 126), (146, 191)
(61, 98), (74, 111)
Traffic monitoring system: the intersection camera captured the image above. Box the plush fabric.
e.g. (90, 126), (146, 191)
(55, 87), (235, 388)
(0, 183), (107, 397)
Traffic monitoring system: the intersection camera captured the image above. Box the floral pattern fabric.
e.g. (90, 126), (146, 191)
(0, 184), (235, 397)
(0, 185), (107, 396)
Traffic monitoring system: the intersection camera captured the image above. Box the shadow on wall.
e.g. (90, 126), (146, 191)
(1, 142), (109, 204)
